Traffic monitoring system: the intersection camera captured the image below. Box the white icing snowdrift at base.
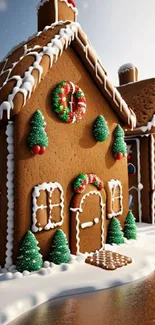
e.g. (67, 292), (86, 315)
(1, 225), (155, 325)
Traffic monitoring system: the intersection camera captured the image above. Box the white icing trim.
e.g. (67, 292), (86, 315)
(107, 180), (123, 219)
(5, 121), (14, 269)
(151, 135), (155, 190)
(32, 182), (64, 232)
(0, 22), (136, 129)
(138, 114), (155, 133)
(150, 135), (155, 224)
(81, 221), (93, 229)
(71, 191), (105, 254)
(126, 138), (142, 223)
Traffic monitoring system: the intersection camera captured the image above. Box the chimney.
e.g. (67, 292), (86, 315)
(118, 63), (138, 86)
(37, 0), (78, 32)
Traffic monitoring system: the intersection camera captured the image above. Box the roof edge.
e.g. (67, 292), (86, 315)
(0, 21), (136, 129)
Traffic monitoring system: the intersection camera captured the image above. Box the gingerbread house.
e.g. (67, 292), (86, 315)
(0, 0), (136, 269)
(118, 64), (155, 224)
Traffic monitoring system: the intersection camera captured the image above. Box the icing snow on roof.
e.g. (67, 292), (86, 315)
(118, 63), (136, 75)
(0, 21), (136, 129)
(37, 0), (50, 9)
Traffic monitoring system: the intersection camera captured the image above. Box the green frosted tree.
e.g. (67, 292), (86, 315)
(93, 115), (109, 142)
(27, 110), (48, 149)
(16, 231), (43, 272)
(124, 210), (137, 240)
(107, 217), (124, 245)
(49, 229), (71, 265)
(112, 124), (127, 157)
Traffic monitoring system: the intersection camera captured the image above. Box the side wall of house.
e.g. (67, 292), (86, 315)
(150, 134), (155, 223)
(140, 136), (151, 222)
(126, 135), (151, 223)
(13, 46), (129, 261)
(0, 124), (8, 265)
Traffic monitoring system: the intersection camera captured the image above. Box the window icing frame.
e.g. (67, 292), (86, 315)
(31, 182), (64, 232)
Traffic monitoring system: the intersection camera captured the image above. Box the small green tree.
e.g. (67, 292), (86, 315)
(124, 210), (137, 240)
(16, 231), (43, 272)
(107, 217), (124, 245)
(112, 124), (127, 157)
(27, 110), (48, 149)
(93, 115), (109, 142)
(49, 229), (71, 265)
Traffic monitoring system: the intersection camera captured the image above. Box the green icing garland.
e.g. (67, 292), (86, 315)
(49, 229), (71, 265)
(27, 110), (48, 154)
(124, 210), (137, 240)
(93, 115), (109, 142)
(16, 231), (43, 272)
(73, 173), (103, 193)
(107, 217), (124, 245)
(112, 124), (127, 158)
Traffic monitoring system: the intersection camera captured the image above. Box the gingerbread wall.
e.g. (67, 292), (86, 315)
(12, 46), (129, 261)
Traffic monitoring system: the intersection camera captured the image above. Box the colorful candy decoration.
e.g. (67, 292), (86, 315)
(68, 0), (76, 6)
(128, 163), (136, 176)
(28, 110), (48, 155)
(73, 173), (103, 194)
(93, 115), (109, 142)
(53, 81), (86, 123)
(112, 124), (127, 160)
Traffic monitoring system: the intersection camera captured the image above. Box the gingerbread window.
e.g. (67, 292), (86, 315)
(107, 180), (123, 219)
(31, 182), (64, 232)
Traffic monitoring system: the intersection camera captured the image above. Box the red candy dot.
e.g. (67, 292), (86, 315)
(127, 155), (131, 160)
(68, 0), (76, 7)
(31, 145), (40, 155)
(115, 152), (123, 160)
(39, 147), (46, 155)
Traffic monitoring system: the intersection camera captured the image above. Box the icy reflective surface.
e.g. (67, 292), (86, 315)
(9, 271), (155, 325)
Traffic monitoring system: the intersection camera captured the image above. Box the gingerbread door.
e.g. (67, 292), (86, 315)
(70, 185), (106, 255)
(126, 138), (142, 222)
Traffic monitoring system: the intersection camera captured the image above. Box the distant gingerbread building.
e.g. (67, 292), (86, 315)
(118, 63), (155, 224)
(0, 0), (136, 269)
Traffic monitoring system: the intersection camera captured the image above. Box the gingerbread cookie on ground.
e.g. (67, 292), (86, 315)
(85, 250), (132, 270)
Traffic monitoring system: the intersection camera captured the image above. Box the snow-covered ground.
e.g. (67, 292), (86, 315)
(1, 224), (155, 325)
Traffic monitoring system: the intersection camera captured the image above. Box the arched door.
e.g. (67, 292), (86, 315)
(70, 184), (106, 255)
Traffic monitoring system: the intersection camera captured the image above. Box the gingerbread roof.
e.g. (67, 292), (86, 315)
(118, 78), (155, 132)
(0, 21), (136, 129)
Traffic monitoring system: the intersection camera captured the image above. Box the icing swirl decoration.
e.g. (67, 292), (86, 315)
(73, 174), (103, 193)
(53, 81), (86, 123)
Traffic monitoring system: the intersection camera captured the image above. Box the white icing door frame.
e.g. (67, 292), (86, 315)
(126, 137), (142, 223)
(70, 191), (105, 254)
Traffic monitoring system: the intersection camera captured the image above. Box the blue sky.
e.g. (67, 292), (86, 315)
(0, 0), (155, 85)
